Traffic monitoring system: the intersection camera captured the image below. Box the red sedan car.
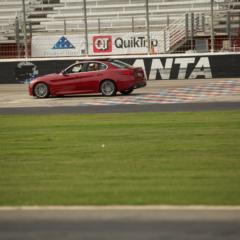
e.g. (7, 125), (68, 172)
(29, 59), (146, 98)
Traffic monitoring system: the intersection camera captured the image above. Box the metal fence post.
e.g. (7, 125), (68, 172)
(210, 0), (214, 52)
(167, 14), (170, 28)
(145, 0), (150, 54)
(21, 0), (28, 58)
(201, 13), (205, 33)
(132, 16), (135, 32)
(15, 17), (20, 57)
(196, 13), (200, 31)
(185, 13), (189, 40)
(64, 19), (66, 35)
(98, 18), (101, 33)
(163, 30), (167, 53)
(227, 11), (231, 37)
(29, 21), (32, 39)
(83, 0), (89, 55)
(191, 12), (194, 50)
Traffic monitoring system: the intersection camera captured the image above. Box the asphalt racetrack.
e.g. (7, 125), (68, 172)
(0, 78), (240, 114)
(0, 78), (240, 240)
(0, 207), (240, 240)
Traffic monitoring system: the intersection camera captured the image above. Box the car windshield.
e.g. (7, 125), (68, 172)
(110, 60), (132, 69)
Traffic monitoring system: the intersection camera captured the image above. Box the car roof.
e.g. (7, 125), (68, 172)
(75, 58), (113, 63)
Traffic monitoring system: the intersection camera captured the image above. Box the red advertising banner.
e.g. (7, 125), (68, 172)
(92, 35), (112, 53)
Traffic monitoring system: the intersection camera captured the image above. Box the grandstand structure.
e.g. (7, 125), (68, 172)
(0, 0), (240, 58)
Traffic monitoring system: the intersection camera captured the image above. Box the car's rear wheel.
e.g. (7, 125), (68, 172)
(34, 83), (50, 98)
(100, 80), (117, 96)
(120, 89), (134, 95)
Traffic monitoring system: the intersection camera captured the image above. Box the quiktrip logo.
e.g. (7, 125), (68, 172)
(91, 32), (168, 55)
(93, 36), (112, 53)
(52, 36), (75, 49)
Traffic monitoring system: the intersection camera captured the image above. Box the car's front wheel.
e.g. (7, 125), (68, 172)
(34, 83), (50, 98)
(100, 80), (117, 96)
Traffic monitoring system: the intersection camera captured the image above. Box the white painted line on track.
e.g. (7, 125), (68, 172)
(1, 206), (240, 211)
(1, 206), (239, 223)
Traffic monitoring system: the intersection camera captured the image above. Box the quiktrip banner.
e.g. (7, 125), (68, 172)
(89, 31), (170, 55)
(32, 32), (169, 57)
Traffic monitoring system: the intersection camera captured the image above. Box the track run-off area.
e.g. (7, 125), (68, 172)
(0, 78), (240, 113)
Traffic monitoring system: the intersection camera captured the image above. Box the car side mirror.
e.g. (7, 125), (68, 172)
(61, 70), (68, 75)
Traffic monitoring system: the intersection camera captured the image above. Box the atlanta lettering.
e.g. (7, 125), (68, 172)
(132, 57), (212, 80)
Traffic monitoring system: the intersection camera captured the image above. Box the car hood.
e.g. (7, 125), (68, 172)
(36, 73), (59, 81)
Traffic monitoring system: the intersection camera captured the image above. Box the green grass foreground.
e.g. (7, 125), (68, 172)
(0, 111), (240, 206)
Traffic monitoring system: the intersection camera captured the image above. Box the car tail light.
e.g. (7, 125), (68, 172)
(136, 72), (143, 77)
(121, 69), (133, 75)
(134, 69), (144, 78)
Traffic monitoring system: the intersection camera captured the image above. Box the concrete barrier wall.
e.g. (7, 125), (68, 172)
(0, 53), (240, 84)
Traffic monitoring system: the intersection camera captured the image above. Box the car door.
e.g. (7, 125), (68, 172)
(78, 62), (107, 92)
(51, 63), (86, 94)
(52, 62), (107, 94)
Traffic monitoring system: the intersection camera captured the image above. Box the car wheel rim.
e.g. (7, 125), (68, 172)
(35, 83), (48, 98)
(102, 81), (115, 96)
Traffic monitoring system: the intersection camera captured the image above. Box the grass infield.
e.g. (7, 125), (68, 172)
(0, 111), (239, 206)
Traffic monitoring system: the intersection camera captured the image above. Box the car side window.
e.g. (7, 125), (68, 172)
(86, 62), (107, 72)
(99, 63), (107, 70)
(66, 63), (83, 74)
(87, 62), (99, 72)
